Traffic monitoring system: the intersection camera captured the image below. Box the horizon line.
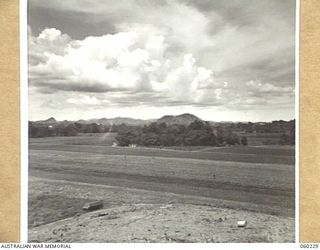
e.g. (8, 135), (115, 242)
(30, 113), (296, 124)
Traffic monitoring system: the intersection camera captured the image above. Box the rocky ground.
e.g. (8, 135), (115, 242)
(29, 203), (294, 243)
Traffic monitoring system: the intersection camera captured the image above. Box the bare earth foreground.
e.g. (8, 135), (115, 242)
(28, 134), (295, 243)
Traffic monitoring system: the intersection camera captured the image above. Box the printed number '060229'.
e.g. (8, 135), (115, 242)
(300, 244), (319, 248)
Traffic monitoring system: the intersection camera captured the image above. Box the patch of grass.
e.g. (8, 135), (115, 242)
(28, 194), (98, 228)
(199, 146), (294, 156)
(29, 144), (294, 165)
(29, 133), (117, 146)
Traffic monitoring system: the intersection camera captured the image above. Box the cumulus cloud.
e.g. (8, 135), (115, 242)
(28, 27), (72, 65)
(66, 95), (101, 105)
(29, 25), (295, 112)
(28, 0), (295, 121)
(29, 27), (226, 106)
(246, 80), (294, 97)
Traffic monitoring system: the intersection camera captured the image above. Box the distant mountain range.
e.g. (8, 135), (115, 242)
(35, 117), (57, 124)
(79, 117), (155, 126)
(32, 113), (204, 126)
(32, 113), (294, 127)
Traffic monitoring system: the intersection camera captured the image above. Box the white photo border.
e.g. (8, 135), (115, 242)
(20, 0), (301, 246)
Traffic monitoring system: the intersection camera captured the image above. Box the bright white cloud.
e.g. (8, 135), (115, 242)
(66, 95), (101, 105)
(28, 28), (72, 65)
(29, 27), (224, 103)
(29, 26), (294, 116)
(28, 0), (295, 121)
(246, 80), (294, 95)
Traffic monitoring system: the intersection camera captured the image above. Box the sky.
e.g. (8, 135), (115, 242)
(28, 0), (296, 122)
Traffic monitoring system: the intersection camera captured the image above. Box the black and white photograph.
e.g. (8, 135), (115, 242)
(27, 0), (296, 243)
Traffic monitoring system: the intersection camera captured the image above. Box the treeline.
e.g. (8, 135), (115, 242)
(29, 119), (294, 147)
(115, 120), (247, 147)
(224, 119), (295, 134)
(28, 121), (144, 138)
(29, 122), (109, 138)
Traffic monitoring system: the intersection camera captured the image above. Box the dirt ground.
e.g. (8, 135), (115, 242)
(28, 137), (295, 243)
(28, 176), (294, 243)
(29, 203), (294, 243)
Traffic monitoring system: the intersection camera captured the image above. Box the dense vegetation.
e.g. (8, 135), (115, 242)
(28, 116), (295, 147)
(116, 121), (225, 147)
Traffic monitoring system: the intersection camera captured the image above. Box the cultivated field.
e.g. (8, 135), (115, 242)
(28, 133), (295, 242)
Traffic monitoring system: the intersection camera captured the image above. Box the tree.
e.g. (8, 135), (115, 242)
(241, 136), (248, 146)
(183, 121), (217, 146)
(115, 125), (142, 146)
(158, 122), (167, 132)
(187, 120), (205, 131)
(159, 133), (176, 146)
(31, 126), (50, 137)
(28, 122), (35, 137)
(279, 133), (290, 145)
(116, 133), (132, 146)
(62, 124), (78, 136)
(216, 126), (225, 146)
(167, 124), (186, 135)
(225, 133), (240, 146)
(184, 130), (209, 146)
(143, 122), (159, 133)
(116, 124), (131, 146)
(140, 132), (160, 146)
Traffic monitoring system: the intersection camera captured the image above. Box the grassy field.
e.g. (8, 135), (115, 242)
(234, 132), (288, 146)
(30, 133), (117, 146)
(30, 134), (294, 165)
(28, 134), (295, 242)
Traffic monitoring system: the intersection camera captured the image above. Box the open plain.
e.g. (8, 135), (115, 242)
(28, 133), (295, 242)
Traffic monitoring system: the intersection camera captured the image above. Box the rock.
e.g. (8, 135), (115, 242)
(160, 204), (173, 209)
(82, 201), (103, 211)
(237, 220), (247, 227)
(98, 212), (109, 217)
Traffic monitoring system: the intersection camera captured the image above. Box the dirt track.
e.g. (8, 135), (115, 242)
(30, 166), (294, 217)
